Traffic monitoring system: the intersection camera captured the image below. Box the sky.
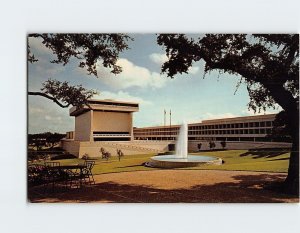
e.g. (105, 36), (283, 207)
(28, 34), (281, 134)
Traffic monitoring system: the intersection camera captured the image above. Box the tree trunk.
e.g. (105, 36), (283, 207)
(261, 84), (299, 195)
(283, 108), (299, 195)
(284, 138), (299, 195)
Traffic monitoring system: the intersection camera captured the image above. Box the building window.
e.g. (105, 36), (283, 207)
(266, 121), (272, 127)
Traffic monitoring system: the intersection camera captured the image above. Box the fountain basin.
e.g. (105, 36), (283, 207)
(146, 155), (222, 168)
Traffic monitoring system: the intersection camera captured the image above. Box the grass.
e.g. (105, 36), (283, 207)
(43, 154), (157, 175)
(190, 149), (290, 173)
(39, 149), (290, 175)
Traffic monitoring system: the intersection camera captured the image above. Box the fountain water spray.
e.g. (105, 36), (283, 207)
(145, 120), (222, 168)
(175, 121), (188, 159)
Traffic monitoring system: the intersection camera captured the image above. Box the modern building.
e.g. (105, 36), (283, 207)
(67, 99), (139, 142)
(62, 99), (164, 157)
(133, 114), (276, 142)
(62, 99), (290, 157)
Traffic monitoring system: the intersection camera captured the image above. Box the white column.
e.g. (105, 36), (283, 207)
(89, 110), (94, 142)
(130, 113), (133, 141)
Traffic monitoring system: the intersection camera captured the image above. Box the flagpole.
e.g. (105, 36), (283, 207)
(164, 109), (166, 141)
(169, 109), (171, 140)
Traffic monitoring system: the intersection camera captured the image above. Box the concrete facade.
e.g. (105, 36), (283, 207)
(68, 99), (139, 142)
(62, 100), (291, 158)
(62, 99), (140, 157)
(133, 114), (278, 142)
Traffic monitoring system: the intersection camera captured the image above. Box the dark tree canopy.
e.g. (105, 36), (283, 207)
(28, 33), (132, 107)
(157, 34), (299, 194)
(157, 34), (299, 113)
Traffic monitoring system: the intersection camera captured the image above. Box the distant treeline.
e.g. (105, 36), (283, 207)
(28, 132), (66, 150)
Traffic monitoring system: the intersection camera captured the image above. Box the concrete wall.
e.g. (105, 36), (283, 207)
(62, 139), (292, 159)
(129, 140), (172, 152)
(93, 111), (131, 132)
(188, 140), (292, 152)
(74, 111), (92, 141)
(78, 142), (156, 158)
(62, 140), (162, 158)
(61, 140), (80, 157)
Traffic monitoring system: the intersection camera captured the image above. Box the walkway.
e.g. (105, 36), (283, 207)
(28, 170), (299, 203)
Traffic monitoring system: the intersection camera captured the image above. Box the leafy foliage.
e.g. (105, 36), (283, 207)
(29, 79), (97, 108)
(28, 132), (66, 149)
(157, 33), (299, 194)
(100, 147), (111, 161)
(157, 34), (299, 113)
(28, 33), (132, 76)
(267, 110), (292, 142)
(197, 143), (202, 151)
(28, 33), (132, 108)
(209, 141), (216, 150)
(220, 141), (226, 149)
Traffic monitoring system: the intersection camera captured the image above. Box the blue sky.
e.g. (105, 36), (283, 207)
(28, 34), (280, 134)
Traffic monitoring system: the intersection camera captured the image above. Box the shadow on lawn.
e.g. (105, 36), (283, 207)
(116, 164), (144, 168)
(240, 148), (290, 159)
(28, 173), (298, 203)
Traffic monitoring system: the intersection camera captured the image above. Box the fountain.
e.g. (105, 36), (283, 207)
(146, 121), (222, 168)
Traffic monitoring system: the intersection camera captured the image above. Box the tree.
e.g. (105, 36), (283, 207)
(220, 141), (226, 150)
(28, 33), (132, 108)
(117, 149), (124, 161)
(209, 141), (216, 151)
(197, 143), (202, 151)
(46, 132), (66, 148)
(266, 111), (292, 142)
(157, 34), (299, 194)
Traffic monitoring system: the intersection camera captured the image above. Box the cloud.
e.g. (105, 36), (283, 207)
(200, 112), (238, 121)
(34, 59), (65, 76)
(93, 91), (152, 105)
(29, 106), (44, 114)
(188, 66), (200, 74)
(45, 115), (62, 121)
(97, 58), (167, 89)
(28, 37), (65, 77)
(149, 53), (168, 65)
(28, 37), (53, 56)
(241, 107), (281, 116)
(28, 96), (73, 133)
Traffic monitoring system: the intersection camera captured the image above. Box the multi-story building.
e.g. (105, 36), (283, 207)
(133, 114), (276, 142)
(62, 99), (290, 157)
(66, 99), (139, 142)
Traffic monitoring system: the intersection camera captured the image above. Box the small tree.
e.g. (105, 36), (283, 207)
(197, 143), (202, 151)
(117, 149), (124, 161)
(220, 141), (226, 150)
(82, 153), (89, 160)
(209, 141), (216, 151)
(100, 147), (111, 161)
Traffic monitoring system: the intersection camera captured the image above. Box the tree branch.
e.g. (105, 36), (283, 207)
(28, 91), (70, 108)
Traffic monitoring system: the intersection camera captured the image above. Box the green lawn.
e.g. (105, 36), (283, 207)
(44, 149), (290, 175)
(48, 154), (157, 175)
(189, 149), (290, 173)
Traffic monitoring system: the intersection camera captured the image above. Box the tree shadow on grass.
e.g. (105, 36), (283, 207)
(267, 157), (289, 162)
(240, 148), (290, 159)
(116, 164), (143, 168)
(28, 173), (298, 203)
